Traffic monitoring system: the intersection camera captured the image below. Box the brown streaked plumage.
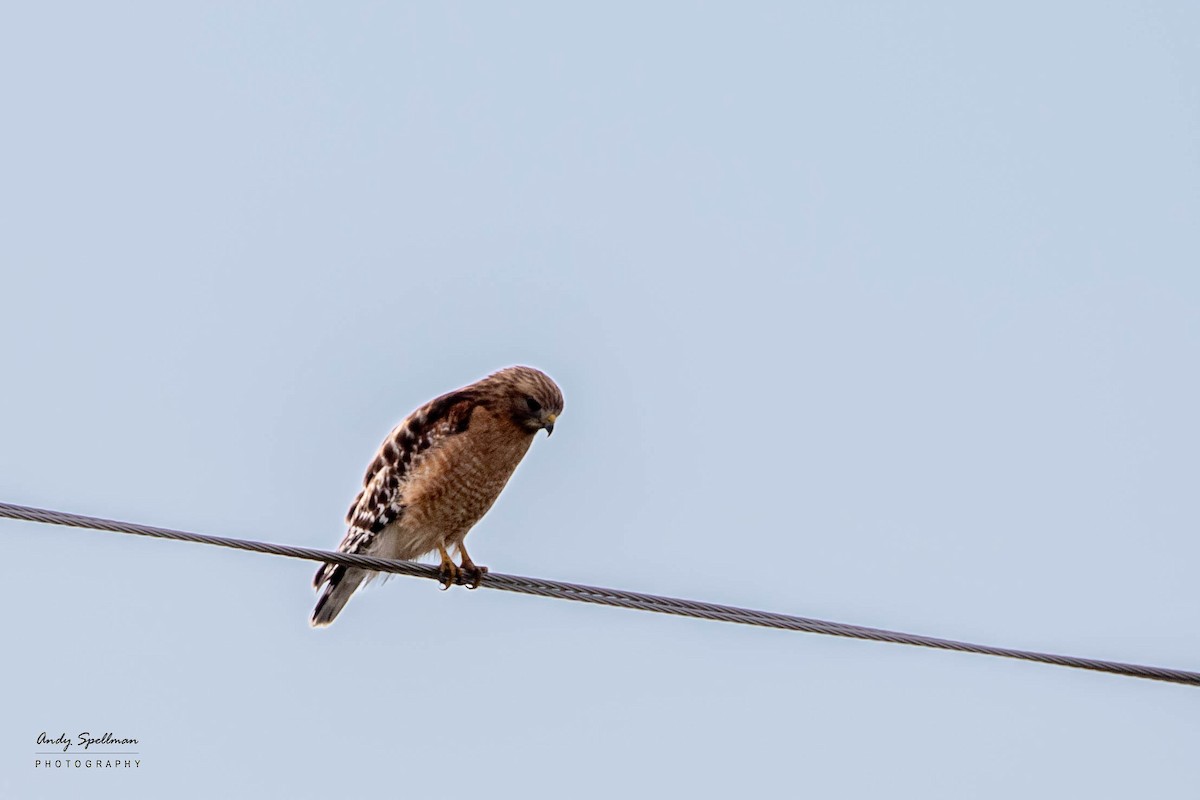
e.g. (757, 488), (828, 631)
(311, 366), (563, 627)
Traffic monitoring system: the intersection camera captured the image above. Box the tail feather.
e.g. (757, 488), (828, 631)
(311, 565), (368, 627)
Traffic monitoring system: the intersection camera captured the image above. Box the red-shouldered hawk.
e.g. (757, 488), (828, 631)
(311, 366), (564, 627)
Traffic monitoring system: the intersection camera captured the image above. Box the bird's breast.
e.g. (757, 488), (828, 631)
(399, 409), (535, 539)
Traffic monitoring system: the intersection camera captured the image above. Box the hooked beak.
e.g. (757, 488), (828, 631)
(544, 413), (557, 436)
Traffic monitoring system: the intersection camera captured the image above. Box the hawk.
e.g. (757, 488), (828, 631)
(311, 365), (563, 627)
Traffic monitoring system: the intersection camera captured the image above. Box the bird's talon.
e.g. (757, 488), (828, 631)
(460, 564), (488, 589)
(438, 561), (460, 590)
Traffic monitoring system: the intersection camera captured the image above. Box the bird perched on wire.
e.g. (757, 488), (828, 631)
(311, 365), (563, 627)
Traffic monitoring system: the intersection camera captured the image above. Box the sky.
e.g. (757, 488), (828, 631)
(2, 2), (1199, 797)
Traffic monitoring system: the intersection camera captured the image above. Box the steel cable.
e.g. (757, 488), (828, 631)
(2, 501), (1196, 687)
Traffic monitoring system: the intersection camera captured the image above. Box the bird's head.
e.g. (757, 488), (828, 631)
(491, 365), (564, 436)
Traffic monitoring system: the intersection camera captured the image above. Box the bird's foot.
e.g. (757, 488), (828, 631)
(437, 559), (460, 590)
(459, 563), (489, 589)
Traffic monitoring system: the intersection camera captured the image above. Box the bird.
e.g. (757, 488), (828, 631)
(311, 365), (563, 627)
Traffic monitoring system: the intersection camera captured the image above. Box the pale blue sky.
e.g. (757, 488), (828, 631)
(3, 3), (1199, 798)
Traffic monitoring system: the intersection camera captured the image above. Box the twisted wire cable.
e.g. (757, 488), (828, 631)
(2, 501), (1196, 687)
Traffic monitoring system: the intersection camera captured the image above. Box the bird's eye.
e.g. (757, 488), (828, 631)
(526, 397), (542, 413)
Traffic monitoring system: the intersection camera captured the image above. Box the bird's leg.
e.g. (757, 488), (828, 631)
(456, 542), (488, 589)
(437, 544), (460, 590)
